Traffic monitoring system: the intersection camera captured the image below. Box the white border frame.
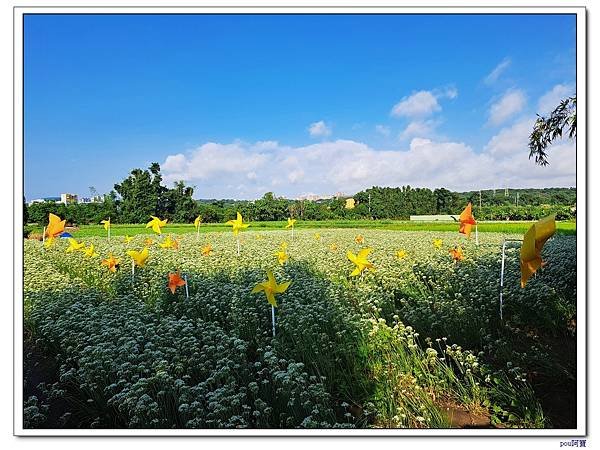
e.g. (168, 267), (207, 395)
(13, 5), (587, 437)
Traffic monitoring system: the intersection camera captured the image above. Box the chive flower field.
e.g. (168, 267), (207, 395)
(23, 219), (577, 429)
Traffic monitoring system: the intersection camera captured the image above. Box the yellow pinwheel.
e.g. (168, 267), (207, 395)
(396, 250), (407, 260)
(201, 243), (213, 256)
(159, 235), (179, 250)
(66, 238), (85, 253)
(355, 234), (365, 244)
(347, 248), (375, 277)
(83, 244), (99, 258)
(44, 236), (56, 249)
(127, 247), (150, 268)
(285, 217), (297, 240)
(520, 215), (556, 288)
(101, 218), (111, 241)
(275, 249), (289, 266)
(146, 216), (168, 234)
(433, 239), (443, 249)
(314, 233), (321, 241)
(123, 235), (134, 244)
(226, 212), (249, 255)
(194, 215), (202, 240)
(226, 212), (250, 236)
(251, 270), (291, 308)
(45, 213), (66, 238)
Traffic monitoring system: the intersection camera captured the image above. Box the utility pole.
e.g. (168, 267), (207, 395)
(516, 192), (519, 207)
(368, 193), (371, 217)
(479, 190), (482, 209)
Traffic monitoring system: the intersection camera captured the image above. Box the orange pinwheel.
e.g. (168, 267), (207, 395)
(168, 271), (187, 294)
(449, 246), (464, 261)
(520, 215), (556, 288)
(45, 213), (66, 238)
(459, 203), (477, 239)
(101, 253), (120, 273)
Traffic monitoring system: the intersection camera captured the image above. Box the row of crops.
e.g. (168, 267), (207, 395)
(23, 228), (577, 429)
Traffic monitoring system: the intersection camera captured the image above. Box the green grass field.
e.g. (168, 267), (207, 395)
(28, 219), (577, 238)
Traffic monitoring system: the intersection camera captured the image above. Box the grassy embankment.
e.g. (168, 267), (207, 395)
(27, 219), (576, 238)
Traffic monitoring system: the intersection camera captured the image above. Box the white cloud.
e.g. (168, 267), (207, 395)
(483, 117), (575, 187)
(375, 124), (391, 136)
(390, 87), (457, 119)
(391, 90), (441, 118)
(443, 86), (459, 99)
(484, 57), (511, 85)
(399, 120), (438, 140)
(308, 120), (332, 137)
(537, 83), (575, 115)
(488, 89), (527, 126)
(162, 126), (574, 200)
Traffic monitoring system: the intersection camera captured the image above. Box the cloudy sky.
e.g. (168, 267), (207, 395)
(24, 14), (576, 200)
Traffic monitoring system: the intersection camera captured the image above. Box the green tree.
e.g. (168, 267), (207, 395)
(23, 198), (29, 224)
(114, 164), (165, 223)
(164, 181), (198, 222)
(529, 95), (576, 166)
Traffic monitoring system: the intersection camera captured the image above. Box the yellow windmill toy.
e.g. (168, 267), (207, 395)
(499, 215), (556, 320)
(225, 212), (250, 256)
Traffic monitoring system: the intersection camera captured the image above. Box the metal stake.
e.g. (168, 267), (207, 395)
(271, 305), (276, 337)
(499, 239), (523, 321)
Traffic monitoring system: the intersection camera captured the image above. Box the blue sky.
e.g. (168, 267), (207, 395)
(24, 14), (576, 200)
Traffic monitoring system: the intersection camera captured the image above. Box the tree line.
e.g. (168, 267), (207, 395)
(25, 163), (576, 227)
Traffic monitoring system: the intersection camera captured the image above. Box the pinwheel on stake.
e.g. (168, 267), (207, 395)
(347, 248), (375, 277)
(127, 247), (150, 284)
(159, 235), (179, 250)
(101, 253), (120, 273)
(83, 244), (99, 258)
(194, 215), (202, 241)
(225, 212), (249, 256)
(498, 214), (556, 320)
(251, 270), (291, 337)
(65, 238), (85, 253)
(146, 216), (167, 235)
(168, 271), (188, 298)
(201, 243), (213, 256)
(449, 246), (464, 262)
(275, 249), (289, 266)
(285, 218), (297, 240)
(459, 203), (478, 245)
(101, 218), (111, 242)
(43, 213), (66, 248)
